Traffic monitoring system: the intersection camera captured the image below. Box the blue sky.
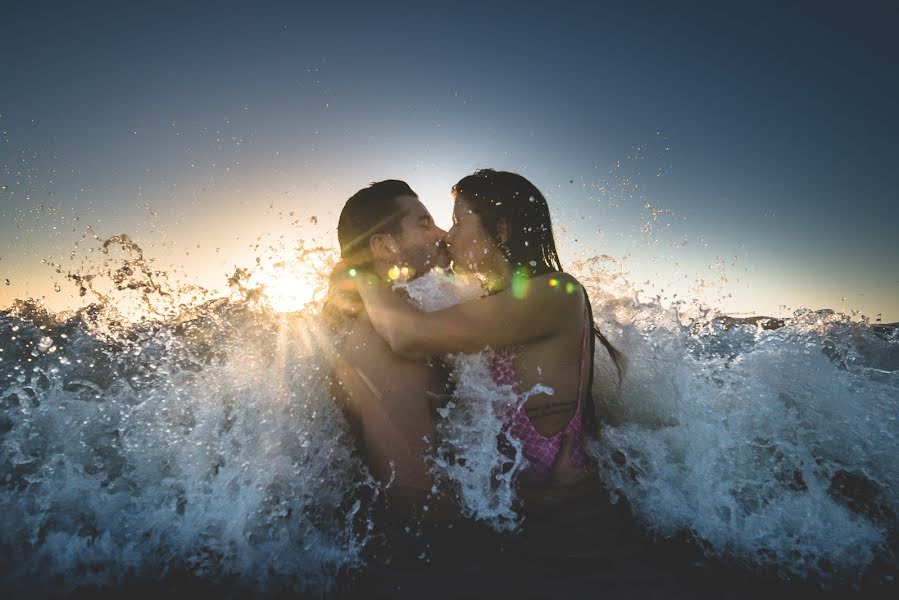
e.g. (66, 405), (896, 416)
(2, 1), (897, 320)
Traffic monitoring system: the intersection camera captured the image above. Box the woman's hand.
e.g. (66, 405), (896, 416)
(352, 270), (423, 354)
(322, 261), (364, 319)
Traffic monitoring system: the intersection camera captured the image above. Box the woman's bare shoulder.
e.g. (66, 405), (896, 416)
(526, 272), (586, 312)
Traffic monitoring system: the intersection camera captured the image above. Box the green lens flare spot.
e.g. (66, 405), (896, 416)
(565, 282), (576, 294)
(348, 268), (357, 278)
(511, 267), (530, 299)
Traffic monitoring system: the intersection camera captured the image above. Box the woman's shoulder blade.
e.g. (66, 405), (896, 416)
(529, 272), (585, 304)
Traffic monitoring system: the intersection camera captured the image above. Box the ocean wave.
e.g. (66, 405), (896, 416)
(1, 252), (896, 592)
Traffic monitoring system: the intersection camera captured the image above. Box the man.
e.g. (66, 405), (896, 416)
(325, 180), (451, 514)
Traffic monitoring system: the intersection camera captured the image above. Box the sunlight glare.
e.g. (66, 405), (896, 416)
(255, 257), (322, 312)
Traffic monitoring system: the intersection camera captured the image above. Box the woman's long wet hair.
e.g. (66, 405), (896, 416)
(452, 169), (625, 432)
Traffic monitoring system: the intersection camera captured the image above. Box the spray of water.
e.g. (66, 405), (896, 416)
(1, 227), (896, 593)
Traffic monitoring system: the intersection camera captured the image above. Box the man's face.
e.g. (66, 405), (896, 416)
(391, 195), (449, 275)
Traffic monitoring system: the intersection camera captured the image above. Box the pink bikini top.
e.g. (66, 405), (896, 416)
(489, 305), (591, 486)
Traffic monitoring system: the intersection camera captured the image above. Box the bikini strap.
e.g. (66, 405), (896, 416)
(574, 303), (591, 409)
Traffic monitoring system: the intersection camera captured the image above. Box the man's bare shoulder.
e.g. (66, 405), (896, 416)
(338, 312), (437, 389)
(339, 313), (386, 361)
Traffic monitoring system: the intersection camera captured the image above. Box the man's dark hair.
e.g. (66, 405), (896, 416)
(337, 180), (416, 269)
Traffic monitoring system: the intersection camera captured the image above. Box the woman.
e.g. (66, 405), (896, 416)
(354, 169), (625, 487)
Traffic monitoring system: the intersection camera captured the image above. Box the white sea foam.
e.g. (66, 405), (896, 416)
(0, 302), (375, 595)
(585, 286), (898, 583)
(1, 258), (896, 593)
(396, 270), (527, 531)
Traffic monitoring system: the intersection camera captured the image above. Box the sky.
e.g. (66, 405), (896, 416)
(2, 1), (898, 321)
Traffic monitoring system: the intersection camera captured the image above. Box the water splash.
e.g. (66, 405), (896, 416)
(1, 238), (896, 593)
(0, 293), (377, 594)
(397, 271), (527, 531)
(580, 263), (898, 584)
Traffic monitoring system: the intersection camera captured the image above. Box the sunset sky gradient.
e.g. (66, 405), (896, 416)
(2, 1), (897, 320)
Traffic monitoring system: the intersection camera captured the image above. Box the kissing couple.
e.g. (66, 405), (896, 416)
(325, 169), (625, 519)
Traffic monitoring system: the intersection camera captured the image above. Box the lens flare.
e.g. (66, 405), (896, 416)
(260, 273), (316, 312)
(255, 255), (322, 312)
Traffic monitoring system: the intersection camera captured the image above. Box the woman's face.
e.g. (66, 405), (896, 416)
(446, 196), (498, 273)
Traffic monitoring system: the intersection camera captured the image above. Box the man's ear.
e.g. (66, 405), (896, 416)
(496, 218), (510, 245)
(370, 233), (399, 261)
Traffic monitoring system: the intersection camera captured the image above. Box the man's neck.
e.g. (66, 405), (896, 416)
(371, 261), (395, 284)
(372, 260), (428, 285)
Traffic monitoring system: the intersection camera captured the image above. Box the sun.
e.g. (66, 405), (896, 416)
(246, 245), (336, 313)
(254, 256), (323, 313)
(260, 272), (316, 312)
